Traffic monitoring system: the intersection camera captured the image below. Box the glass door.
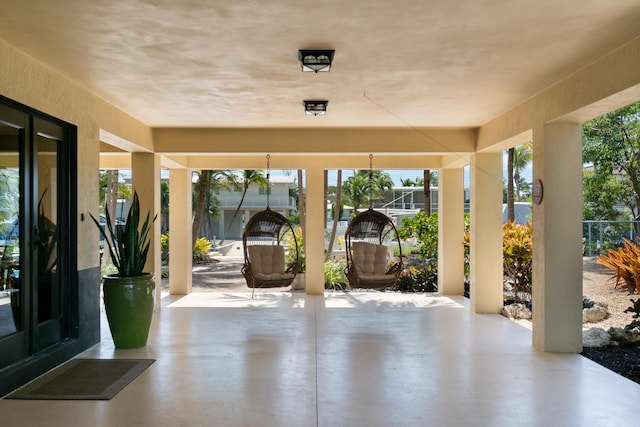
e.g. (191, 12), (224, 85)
(33, 118), (66, 350)
(0, 106), (27, 367)
(0, 105), (71, 368)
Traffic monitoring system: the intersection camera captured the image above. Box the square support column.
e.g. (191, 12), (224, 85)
(132, 153), (162, 309)
(169, 168), (192, 295)
(438, 167), (465, 295)
(532, 123), (583, 352)
(469, 152), (503, 313)
(305, 166), (325, 295)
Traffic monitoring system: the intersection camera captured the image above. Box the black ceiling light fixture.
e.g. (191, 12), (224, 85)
(298, 49), (335, 73)
(303, 100), (328, 116)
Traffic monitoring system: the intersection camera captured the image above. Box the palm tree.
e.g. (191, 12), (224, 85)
(343, 170), (393, 214)
(400, 178), (416, 186)
(106, 170), (119, 229)
(224, 170), (268, 241)
(343, 172), (371, 213)
(506, 142), (532, 221)
(513, 142), (533, 201)
(372, 171), (394, 204)
(192, 170), (212, 245)
(192, 170), (238, 245)
(507, 148), (515, 221)
(326, 170), (342, 260)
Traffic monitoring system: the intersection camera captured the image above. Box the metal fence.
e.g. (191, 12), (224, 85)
(583, 220), (640, 256)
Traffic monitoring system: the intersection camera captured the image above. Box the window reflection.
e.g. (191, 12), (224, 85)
(0, 125), (21, 336)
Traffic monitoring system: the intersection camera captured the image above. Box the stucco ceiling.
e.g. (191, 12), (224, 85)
(1, 0), (640, 128)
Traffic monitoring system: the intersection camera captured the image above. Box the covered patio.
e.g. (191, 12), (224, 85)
(1, 0), (640, 416)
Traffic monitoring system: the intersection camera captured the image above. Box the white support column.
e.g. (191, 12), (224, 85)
(438, 167), (465, 295)
(169, 168), (193, 295)
(469, 152), (503, 313)
(132, 153), (162, 310)
(305, 166), (325, 295)
(532, 123), (583, 352)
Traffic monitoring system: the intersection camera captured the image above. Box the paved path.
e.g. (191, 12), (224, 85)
(161, 256), (250, 293)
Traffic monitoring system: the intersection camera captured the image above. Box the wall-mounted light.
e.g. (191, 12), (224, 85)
(298, 50), (335, 73)
(303, 100), (328, 115)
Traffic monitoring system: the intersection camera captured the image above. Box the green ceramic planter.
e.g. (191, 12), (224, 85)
(103, 273), (155, 348)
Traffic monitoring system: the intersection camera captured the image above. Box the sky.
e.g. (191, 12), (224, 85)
(272, 153), (534, 188)
(157, 150), (534, 187)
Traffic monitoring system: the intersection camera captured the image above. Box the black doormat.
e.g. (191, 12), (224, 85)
(5, 358), (155, 400)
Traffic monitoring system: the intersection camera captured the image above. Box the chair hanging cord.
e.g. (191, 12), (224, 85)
(368, 153), (373, 209)
(266, 153), (271, 207)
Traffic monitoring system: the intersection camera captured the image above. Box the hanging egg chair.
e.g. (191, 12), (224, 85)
(344, 155), (403, 289)
(240, 155), (300, 294)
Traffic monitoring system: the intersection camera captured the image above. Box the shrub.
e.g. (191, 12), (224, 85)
(285, 225), (305, 272)
(463, 219), (532, 302)
(395, 264), (437, 293)
(502, 220), (533, 301)
(193, 237), (212, 261)
(598, 238), (640, 294)
(397, 212), (438, 260)
(623, 299), (640, 329)
(394, 243), (417, 257)
(161, 233), (169, 263)
(160, 233), (169, 252)
(324, 259), (348, 290)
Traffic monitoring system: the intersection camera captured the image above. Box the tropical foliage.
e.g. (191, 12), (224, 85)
(193, 237), (212, 261)
(463, 217), (532, 301)
(324, 259), (348, 290)
(502, 220), (533, 301)
(583, 102), (640, 221)
(342, 170), (393, 213)
(397, 212), (439, 260)
(0, 169), (19, 223)
(623, 299), (640, 330)
(285, 225), (305, 272)
(598, 238), (640, 294)
(395, 265), (437, 292)
(91, 191), (156, 277)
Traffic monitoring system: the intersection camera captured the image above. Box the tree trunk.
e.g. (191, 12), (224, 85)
(225, 183), (249, 241)
(298, 169), (305, 245)
(192, 170), (211, 246)
(423, 170), (431, 215)
(204, 179), (211, 239)
(507, 148), (515, 222)
(326, 170), (342, 261)
(324, 170), (328, 229)
(106, 170), (119, 227)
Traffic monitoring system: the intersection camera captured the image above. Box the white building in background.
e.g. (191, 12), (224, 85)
(213, 175), (298, 240)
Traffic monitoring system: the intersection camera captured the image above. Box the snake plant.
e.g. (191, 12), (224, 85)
(91, 191), (156, 277)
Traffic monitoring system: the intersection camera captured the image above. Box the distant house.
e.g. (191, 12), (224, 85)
(213, 175), (298, 239)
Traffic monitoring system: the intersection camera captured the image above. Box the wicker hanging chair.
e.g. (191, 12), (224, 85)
(344, 155), (403, 289)
(344, 209), (403, 290)
(240, 156), (300, 293)
(241, 207), (300, 290)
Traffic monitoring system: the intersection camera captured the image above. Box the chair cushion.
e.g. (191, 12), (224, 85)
(351, 242), (388, 276)
(248, 245), (286, 275)
(254, 272), (295, 281)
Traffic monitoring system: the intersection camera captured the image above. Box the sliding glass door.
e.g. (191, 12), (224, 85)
(0, 103), (72, 368)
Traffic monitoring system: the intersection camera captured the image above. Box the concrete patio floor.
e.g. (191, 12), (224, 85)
(1, 289), (638, 427)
